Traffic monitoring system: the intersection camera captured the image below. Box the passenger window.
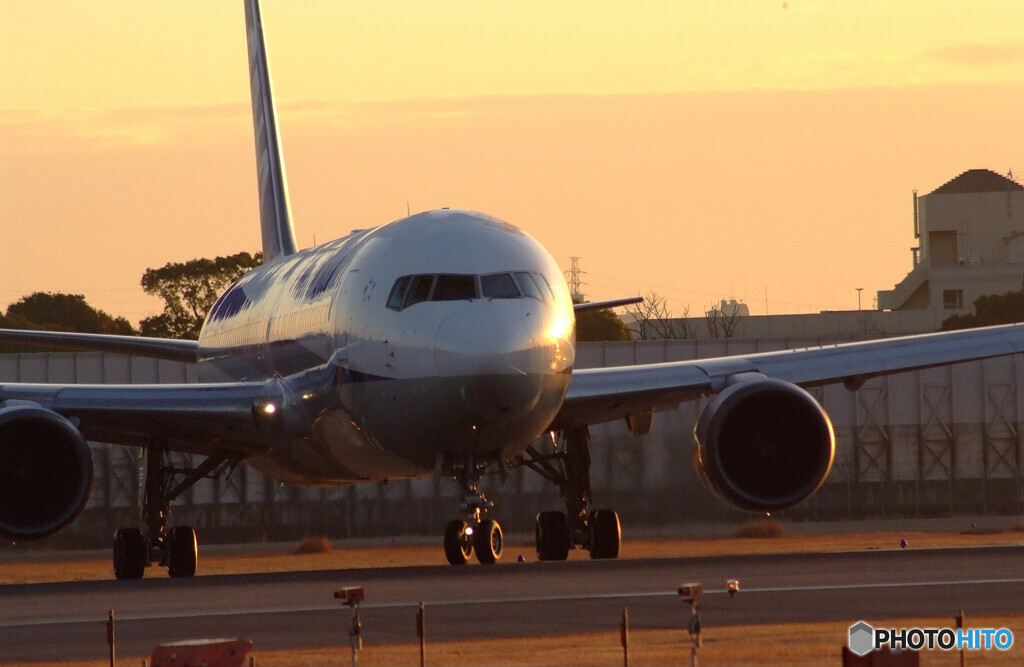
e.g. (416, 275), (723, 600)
(532, 273), (554, 302)
(514, 272), (542, 300)
(403, 275), (435, 308)
(481, 273), (521, 299)
(386, 276), (411, 310)
(432, 274), (477, 301)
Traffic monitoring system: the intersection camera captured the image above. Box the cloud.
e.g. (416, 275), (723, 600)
(0, 104), (252, 154)
(930, 43), (1024, 68)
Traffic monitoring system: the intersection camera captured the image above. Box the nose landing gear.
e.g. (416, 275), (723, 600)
(442, 454), (504, 565)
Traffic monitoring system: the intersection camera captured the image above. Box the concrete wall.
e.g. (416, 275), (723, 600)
(644, 309), (945, 341)
(2, 342), (1022, 548)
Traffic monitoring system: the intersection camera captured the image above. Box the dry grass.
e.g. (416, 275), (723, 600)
(289, 535), (332, 555)
(8, 616), (1024, 666)
(733, 518), (786, 539)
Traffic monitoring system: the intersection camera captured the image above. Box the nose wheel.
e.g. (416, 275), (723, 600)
(474, 518), (503, 564)
(443, 520), (474, 565)
(442, 454), (504, 565)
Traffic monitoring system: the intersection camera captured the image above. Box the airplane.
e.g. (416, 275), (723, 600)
(4, 0), (1024, 579)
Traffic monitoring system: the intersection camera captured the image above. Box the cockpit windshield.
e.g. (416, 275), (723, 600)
(480, 273), (520, 299)
(386, 271), (554, 311)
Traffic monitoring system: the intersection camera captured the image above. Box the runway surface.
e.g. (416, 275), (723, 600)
(3, 545), (1024, 662)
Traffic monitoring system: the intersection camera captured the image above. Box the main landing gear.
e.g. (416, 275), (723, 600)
(442, 453), (504, 565)
(516, 426), (621, 561)
(112, 441), (234, 580)
(440, 426), (622, 566)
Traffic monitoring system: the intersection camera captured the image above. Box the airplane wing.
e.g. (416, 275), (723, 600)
(573, 297), (643, 313)
(0, 328), (198, 363)
(552, 322), (1024, 429)
(0, 379), (281, 454)
(0, 369), (302, 542)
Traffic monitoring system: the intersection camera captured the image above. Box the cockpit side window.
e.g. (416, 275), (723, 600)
(403, 274), (435, 308)
(432, 274), (477, 301)
(481, 273), (521, 299)
(386, 275), (411, 310)
(532, 273), (554, 302)
(514, 272), (542, 300)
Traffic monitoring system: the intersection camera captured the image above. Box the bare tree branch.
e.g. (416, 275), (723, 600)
(704, 299), (745, 338)
(623, 291), (691, 340)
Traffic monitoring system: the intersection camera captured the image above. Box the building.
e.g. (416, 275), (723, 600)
(879, 169), (1024, 314)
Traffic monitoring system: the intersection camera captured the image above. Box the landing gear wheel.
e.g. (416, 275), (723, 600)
(474, 519), (503, 564)
(167, 526), (198, 577)
(588, 509), (621, 559)
(444, 520), (473, 565)
(535, 510), (570, 561)
(113, 528), (147, 580)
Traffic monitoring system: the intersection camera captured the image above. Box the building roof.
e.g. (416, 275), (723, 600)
(930, 169), (1024, 195)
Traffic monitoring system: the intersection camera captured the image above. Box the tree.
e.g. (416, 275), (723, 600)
(941, 284), (1024, 331)
(575, 306), (633, 342)
(623, 291), (691, 340)
(140, 251), (263, 339)
(704, 302), (744, 339)
(5, 292), (135, 334)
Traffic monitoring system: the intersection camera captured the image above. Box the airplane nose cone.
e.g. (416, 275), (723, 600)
(435, 310), (543, 425)
(435, 310), (536, 375)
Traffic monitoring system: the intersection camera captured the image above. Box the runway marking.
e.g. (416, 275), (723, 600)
(4, 576), (1024, 629)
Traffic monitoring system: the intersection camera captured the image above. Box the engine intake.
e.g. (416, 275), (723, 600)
(0, 404), (93, 540)
(694, 377), (834, 513)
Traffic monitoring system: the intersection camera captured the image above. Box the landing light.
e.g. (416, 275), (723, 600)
(545, 311), (573, 342)
(465, 526), (474, 536)
(261, 403), (278, 416)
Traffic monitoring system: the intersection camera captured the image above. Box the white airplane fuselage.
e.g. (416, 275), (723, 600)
(197, 209), (576, 485)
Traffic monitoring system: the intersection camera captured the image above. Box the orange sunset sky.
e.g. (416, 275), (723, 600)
(3, 1), (1024, 325)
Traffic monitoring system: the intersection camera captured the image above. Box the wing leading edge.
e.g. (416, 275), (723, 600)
(553, 322), (1024, 429)
(0, 379), (279, 455)
(0, 328), (199, 363)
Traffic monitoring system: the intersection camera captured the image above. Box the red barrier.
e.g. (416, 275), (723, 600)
(150, 638), (253, 667)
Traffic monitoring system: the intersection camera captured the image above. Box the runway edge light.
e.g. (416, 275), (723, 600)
(678, 582), (702, 602)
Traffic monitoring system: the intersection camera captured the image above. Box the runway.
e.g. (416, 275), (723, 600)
(3, 545), (1024, 662)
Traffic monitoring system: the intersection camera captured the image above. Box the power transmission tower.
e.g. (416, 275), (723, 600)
(565, 257), (587, 303)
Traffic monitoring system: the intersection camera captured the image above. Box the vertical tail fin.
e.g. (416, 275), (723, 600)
(244, 0), (298, 261)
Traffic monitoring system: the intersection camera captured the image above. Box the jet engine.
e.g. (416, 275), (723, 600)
(694, 377), (834, 513)
(0, 404), (93, 540)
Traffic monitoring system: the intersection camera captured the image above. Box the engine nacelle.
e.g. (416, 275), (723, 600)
(694, 377), (834, 513)
(0, 404), (94, 540)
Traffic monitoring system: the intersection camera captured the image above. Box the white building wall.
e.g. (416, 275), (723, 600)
(879, 173), (1024, 314)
